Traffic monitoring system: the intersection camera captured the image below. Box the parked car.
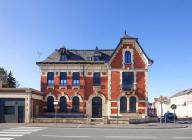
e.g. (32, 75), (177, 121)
(158, 113), (177, 123)
(164, 112), (177, 122)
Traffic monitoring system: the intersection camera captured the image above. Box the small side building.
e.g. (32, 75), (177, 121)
(0, 88), (43, 123)
(153, 96), (170, 117)
(170, 89), (192, 118)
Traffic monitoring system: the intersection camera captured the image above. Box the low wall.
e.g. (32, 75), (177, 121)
(129, 117), (159, 124)
(33, 118), (89, 124)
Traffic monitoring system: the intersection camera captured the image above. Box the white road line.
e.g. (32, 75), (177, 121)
(16, 127), (47, 129)
(3, 129), (41, 132)
(173, 137), (192, 139)
(0, 132), (32, 134)
(0, 134), (23, 137)
(13, 127), (47, 129)
(106, 136), (157, 139)
(11, 128), (43, 130)
(0, 138), (14, 140)
(42, 135), (91, 138)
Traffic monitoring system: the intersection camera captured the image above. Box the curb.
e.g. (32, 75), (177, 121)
(0, 123), (189, 129)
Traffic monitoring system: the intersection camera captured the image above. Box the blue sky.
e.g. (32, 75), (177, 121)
(0, 0), (192, 101)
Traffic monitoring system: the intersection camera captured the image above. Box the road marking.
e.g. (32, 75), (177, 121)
(3, 129), (41, 132)
(0, 134), (23, 137)
(0, 132), (32, 134)
(173, 137), (192, 139)
(16, 127), (47, 129)
(106, 136), (157, 139)
(42, 135), (91, 138)
(0, 138), (14, 140)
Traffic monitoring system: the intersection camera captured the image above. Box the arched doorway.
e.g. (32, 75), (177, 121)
(129, 96), (136, 113)
(92, 97), (102, 118)
(47, 96), (54, 112)
(120, 96), (127, 113)
(60, 96), (67, 112)
(72, 96), (79, 112)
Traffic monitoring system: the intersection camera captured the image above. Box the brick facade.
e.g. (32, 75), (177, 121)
(37, 34), (153, 119)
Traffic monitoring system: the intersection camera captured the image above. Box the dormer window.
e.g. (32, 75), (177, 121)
(60, 55), (68, 61)
(125, 51), (131, 64)
(59, 47), (68, 61)
(94, 46), (101, 61)
(94, 56), (100, 61)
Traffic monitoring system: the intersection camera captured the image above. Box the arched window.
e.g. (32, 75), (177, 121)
(60, 96), (67, 112)
(129, 96), (136, 113)
(125, 51), (131, 64)
(72, 96), (79, 112)
(120, 96), (127, 113)
(47, 96), (54, 112)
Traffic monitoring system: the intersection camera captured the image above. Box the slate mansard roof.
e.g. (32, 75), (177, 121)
(36, 48), (114, 64)
(36, 34), (153, 65)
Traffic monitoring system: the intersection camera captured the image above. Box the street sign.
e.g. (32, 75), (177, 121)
(54, 101), (58, 105)
(171, 104), (177, 110)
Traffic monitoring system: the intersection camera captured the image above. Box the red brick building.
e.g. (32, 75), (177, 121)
(36, 33), (153, 119)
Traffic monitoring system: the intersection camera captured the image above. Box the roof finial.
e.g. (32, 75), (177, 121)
(95, 46), (98, 50)
(124, 30), (127, 35)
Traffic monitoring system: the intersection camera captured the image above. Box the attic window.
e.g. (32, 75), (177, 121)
(87, 57), (92, 61)
(60, 55), (68, 61)
(124, 51), (131, 64)
(59, 47), (68, 61)
(94, 56), (100, 61)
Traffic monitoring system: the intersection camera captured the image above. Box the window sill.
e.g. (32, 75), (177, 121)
(47, 85), (54, 89)
(59, 85), (67, 89)
(93, 85), (101, 87)
(72, 85), (80, 89)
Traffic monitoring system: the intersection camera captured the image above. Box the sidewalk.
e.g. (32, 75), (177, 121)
(0, 123), (190, 129)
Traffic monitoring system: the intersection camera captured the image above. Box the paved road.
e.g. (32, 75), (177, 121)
(0, 126), (192, 140)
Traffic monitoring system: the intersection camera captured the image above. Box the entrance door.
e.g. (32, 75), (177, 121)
(92, 97), (102, 118)
(18, 106), (25, 123)
(129, 96), (136, 113)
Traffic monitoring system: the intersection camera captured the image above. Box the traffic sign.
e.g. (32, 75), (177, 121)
(171, 104), (177, 110)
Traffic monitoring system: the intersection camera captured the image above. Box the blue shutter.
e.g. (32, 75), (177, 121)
(73, 72), (80, 86)
(47, 72), (54, 80)
(47, 72), (54, 86)
(73, 72), (80, 80)
(60, 72), (67, 80)
(60, 72), (67, 86)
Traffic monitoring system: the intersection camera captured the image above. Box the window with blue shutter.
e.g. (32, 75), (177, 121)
(122, 72), (134, 90)
(73, 72), (80, 86)
(47, 72), (54, 86)
(60, 72), (67, 86)
(93, 72), (100, 86)
(125, 51), (131, 64)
